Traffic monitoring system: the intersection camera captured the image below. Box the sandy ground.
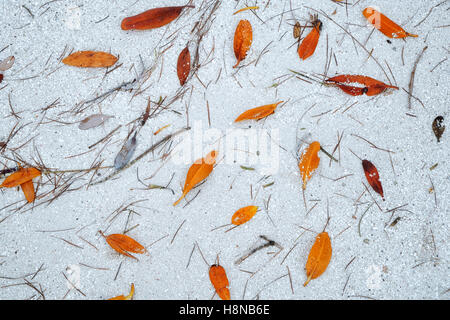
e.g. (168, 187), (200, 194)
(0, 0), (449, 300)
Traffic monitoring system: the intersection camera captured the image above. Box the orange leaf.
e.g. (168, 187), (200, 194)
(1, 167), (41, 188)
(121, 5), (194, 31)
(108, 283), (135, 300)
(173, 150), (217, 206)
(233, 20), (253, 68)
(362, 160), (385, 200)
(104, 233), (146, 260)
(326, 74), (398, 96)
(62, 51), (118, 68)
(304, 232), (332, 286)
(231, 206), (258, 226)
(177, 46), (191, 86)
(298, 19), (322, 60)
(209, 265), (230, 300)
(233, 6), (259, 15)
(234, 101), (283, 122)
(363, 7), (418, 39)
(20, 180), (35, 203)
(298, 141), (320, 190)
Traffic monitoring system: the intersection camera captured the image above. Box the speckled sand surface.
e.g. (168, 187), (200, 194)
(0, 0), (448, 300)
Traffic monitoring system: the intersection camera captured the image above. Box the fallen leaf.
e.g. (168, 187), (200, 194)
(363, 7), (418, 38)
(79, 114), (113, 130)
(362, 159), (385, 200)
(233, 6), (259, 15)
(298, 18), (322, 60)
(103, 233), (146, 260)
(298, 141), (320, 190)
(1, 167), (41, 188)
(0, 56), (15, 71)
(121, 5), (194, 30)
(304, 232), (332, 286)
(432, 116), (445, 142)
(114, 133), (137, 170)
(177, 46), (191, 86)
(326, 74), (398, 96)
(233, 20), (253, 68)
(293, 21), (301, 39)
(209, 264), (230, 300)
(20, 180), (35, 203)
(231, 206), (258, 226)
(173, 150), (217, 206)
(62, 51), (118, 68)
(234, 101), (283, 122)
(108, 283), (135, 300)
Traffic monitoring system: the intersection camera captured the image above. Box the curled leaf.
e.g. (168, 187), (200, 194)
(114, 133), (137, 170)
(363, 7), (418, 38)
(231, 206), (258, 226)
(362, 159), (384, 200)
(0, 56), (15, 71)
(298, 141), (321, 190)
(79, 114), (113, 130)
(298, 19), (322, 60)
(103, 233), (146, 260)
(326, 74), (398, 96)
(108, 283), (135, 300)
(233, 6), (259, 15)
(177, 46), (191, 86)
(235, 101), (283, 122)
(209, 265), (230, 300)
(62, 51), (118, 68)
(233, 20), (253, 68)
(20, 180), (35, 203)
(304, 232), (332, 286)
(1, 167), (41, 188)
(121, 5), (194, 30)
(432, 116), (445, 142)
(173, 150), (217, 206)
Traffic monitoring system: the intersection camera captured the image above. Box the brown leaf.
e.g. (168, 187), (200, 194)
(432, 116), (445, 142)
(233, 20), (253, 68)
(0, 167), (41, 188)
(177, 46), (191, 86)
(234, 101), (283, 122)
(326, 75), (398, 96)
(0, 56), (15, 71)
(20, 180), (35, 203)
(304, 232), (332, 286)
(362, 159), (385, 200)
(173, 150), (217, 206)
(209, 264), (230, 300)
(62, 51), (118, 68)
(121, 5), (194, 30)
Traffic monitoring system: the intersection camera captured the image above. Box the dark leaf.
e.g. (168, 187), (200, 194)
(432, 116), (445, 142)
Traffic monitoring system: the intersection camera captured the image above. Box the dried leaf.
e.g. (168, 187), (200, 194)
(298, 141), (321, 190)
(293, 22), (301, 39)
(1, 167), (41, 188)
(0, 56), (15, 71)
(231, 206), (258, 226)
(114, 133), (137, 170)
(304, 232), (332, 286)
(62, 51), (118, 68)
(173, 150), (217, 206)
(326, 74), (398, 96)
(233, 6), (259, 15)
(0, 74), (3, 84)
(362, 160), (385, 200)
(108, 283), (135, 300)
(235, 101), (283, 122)
(105, 233), (146, 260)
(233, 20), (253, 68)
(209, 265), (230, 300)
(121, 5), (194, 30)
(177, 46), (191, 86)
(432, 116), (445, 142)
(78, 114), (113, 130)
(298, 19), (322, 60)
(363, 7), (418, 38)
(20, 180), (35, 203)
